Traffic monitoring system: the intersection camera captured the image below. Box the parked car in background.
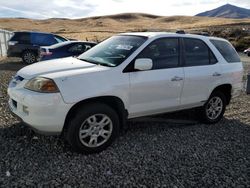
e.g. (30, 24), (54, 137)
(8, 32), (243, 153)
(7, 31), (68, 64)
(40, 41), (97, 61)
(243, 48), (250, 56)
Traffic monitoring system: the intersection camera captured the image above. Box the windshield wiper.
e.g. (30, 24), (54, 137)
(77, 57), (115, 67)
(95, 62), (115, 67)
(77, 57), (98, 65)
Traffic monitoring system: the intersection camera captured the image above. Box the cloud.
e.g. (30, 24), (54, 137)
(0, 0), (249, 19)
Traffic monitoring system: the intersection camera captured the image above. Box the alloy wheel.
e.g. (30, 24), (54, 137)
(78, 114), (113, 148)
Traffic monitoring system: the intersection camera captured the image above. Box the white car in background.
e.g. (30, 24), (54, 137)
(8, 32), (243, 153)
(244, 48), (250, 56)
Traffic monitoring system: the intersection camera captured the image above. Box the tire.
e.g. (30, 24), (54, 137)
(22, 51), (37, 64)
(200, 91), (226, 124)
(66, 103), (120, 154)
(248, 52), (250, 57)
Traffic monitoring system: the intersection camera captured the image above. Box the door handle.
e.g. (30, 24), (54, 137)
(171, 76), (183, 81)
(213, 72), (221, 77)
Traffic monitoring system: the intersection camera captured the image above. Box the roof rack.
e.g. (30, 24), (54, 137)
(190, 32), (210, 37)
(176, 30), (185, 34)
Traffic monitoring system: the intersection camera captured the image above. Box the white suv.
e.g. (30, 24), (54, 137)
(8, 32), (243, 153)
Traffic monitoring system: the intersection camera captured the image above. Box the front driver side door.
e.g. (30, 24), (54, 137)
(125, 37), (185, 118)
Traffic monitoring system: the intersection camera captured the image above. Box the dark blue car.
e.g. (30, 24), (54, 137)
(39, 41), (97, 61)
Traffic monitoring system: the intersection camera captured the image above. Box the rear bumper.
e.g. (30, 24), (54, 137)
(7, 49), (21, 58)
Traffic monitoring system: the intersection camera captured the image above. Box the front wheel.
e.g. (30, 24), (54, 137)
(200, 91), (226, 124)
(66, 103), (120, 154)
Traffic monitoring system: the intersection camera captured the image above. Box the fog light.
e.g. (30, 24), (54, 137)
(23, 105), (29, 115)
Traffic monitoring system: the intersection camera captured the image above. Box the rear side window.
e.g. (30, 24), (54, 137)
(210, 39), (240, 63)
(183, 38), (217, 66)
(11, 32), (30, 43)
(31, 33), (57, 46)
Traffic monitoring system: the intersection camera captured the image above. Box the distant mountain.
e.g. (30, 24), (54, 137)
(196, 4), (250, 19)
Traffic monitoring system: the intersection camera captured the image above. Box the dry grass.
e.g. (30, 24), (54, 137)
(0, 57), (6, 61)
(0, 13), (250, 41)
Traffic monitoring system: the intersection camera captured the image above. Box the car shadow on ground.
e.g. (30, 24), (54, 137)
(1, 111), (249, 186)
(0, 114), (248, 153)
(0, 58), (25, 71)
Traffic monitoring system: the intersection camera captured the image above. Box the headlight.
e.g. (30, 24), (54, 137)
(24, 77), (59, 93)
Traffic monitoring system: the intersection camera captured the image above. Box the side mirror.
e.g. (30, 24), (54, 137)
(134, 58), (153, 71)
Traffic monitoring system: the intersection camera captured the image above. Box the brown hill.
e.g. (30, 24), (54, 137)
(0, 13), (250, 42)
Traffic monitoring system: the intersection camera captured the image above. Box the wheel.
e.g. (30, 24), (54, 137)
(247, 52), (250, 57)
(200, 91), (226, 124)
(22, 51), (37, 64)
(66, 103), (120, 154)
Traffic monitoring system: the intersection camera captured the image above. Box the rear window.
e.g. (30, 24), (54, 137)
(11, 32), (30, 43)
(210, 39), (240, 63)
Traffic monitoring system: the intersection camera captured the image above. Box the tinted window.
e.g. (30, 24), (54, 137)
(54, 35), (67, 43)
(210, 39), (240, 63)
(184, 38), (215, 66)
(31, 33), (56, 46)
(78, 35), (147, 67)
(11, 32), (30, 43)
(210, 51), (217, 64)
(137, 38), (179, 69)
(69, 44), (88, 53)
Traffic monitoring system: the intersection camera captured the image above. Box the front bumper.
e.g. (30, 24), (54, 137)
(8, 86), (73, 135)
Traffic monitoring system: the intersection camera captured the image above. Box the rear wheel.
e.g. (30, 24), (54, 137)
(66, 103), (120, 154)
(200, 91), (226, 124)
(22, 51), (37, 64)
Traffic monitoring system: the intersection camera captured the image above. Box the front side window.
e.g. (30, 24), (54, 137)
(183, 38), (216, 66)
(137, 38), (180, 69)
(210, 39), (240, 63)
(78, 35), (147, 67)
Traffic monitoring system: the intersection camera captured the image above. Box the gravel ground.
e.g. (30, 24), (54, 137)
(0, 56), (250, 187)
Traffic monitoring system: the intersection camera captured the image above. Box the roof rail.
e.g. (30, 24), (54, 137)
(176, 30), (185, 34)
(191, 32), (210, 36)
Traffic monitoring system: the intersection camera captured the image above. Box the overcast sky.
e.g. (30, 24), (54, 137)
(0, 0), (250, 19)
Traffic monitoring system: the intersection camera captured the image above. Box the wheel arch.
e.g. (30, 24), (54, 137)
(22, 49), (39, 56)
(63, 96), (128, 134)
(210, 84), (232, 105)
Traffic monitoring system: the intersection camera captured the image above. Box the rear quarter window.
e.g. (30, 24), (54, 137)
(210, 39), (240, 63)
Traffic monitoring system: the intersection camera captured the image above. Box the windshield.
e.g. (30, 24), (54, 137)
(78, 35), (147, 67)
(48, 41), (72, 48)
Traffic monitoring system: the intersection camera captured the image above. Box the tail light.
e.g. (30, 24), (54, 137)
(40, 48), (52, 56)
(8, 41), (18, 46)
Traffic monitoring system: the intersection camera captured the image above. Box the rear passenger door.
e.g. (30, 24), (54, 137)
(181, 38), (222, 106)
(127, 38), (185, 117)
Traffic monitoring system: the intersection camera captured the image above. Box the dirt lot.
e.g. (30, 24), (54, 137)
(0, 55), (250, 187)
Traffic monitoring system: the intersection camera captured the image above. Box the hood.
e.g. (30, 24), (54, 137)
(17, 57), (96, 79)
